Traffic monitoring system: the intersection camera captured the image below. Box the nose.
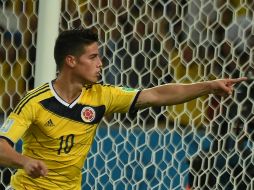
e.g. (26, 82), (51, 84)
(97, 57), (103, 68)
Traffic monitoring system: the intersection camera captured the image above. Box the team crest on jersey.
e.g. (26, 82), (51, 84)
(81, 106), (96, 123)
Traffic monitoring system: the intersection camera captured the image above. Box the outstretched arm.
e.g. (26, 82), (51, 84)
(135, 77), (247, 109)
(0, 138), (48, 178)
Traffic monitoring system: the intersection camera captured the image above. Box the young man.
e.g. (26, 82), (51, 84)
(0, 29), (247, 189)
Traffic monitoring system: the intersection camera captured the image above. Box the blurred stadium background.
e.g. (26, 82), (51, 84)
(0, 0), (254, 189)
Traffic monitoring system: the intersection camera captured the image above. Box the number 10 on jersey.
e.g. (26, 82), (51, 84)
(57, 134), (75, 155)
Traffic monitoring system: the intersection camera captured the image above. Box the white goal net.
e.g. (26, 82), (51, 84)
(1, 0), (254, 189)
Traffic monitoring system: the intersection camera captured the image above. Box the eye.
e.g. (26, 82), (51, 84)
(90, 54), (98, 59)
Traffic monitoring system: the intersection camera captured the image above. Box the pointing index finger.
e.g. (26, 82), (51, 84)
(230, 77), (248, 84)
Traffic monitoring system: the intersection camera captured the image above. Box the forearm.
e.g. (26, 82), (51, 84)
(153, 81), (212, 106)
(136, 78), (246, 109)
(137, 81), (212, 108)
(0, 139), (27, 169)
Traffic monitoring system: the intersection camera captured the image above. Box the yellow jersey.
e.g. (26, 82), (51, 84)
(0, 82), (139, 189)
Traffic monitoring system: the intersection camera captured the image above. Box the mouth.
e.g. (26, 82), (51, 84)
(96, 71), (102, 79)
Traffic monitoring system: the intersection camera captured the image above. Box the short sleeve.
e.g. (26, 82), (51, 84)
(0, 101), (34, 143)
(103, 86), (141, 115)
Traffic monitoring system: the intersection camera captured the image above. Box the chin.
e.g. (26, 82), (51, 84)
(83, 75), (101, 84)
(84, 79), (99, 85)
(95, 75), (102, 83)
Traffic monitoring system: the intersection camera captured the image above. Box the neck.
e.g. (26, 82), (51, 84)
(53, 73), (84, 104)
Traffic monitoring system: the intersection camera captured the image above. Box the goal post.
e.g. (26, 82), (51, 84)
(0, 0), (254, 190)
(34, 0), (61, 87)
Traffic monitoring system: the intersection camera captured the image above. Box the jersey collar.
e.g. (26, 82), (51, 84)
(49, 81), (83, 108)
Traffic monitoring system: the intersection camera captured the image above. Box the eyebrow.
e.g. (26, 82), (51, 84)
(89, 53), (99, 58)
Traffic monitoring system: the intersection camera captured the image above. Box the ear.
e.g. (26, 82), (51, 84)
(65, 55), (76, 68)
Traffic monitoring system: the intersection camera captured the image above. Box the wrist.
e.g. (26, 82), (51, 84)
(206, 81), (215, 94)
(18, 155), (31, 169)
(12, 154), (30, 169)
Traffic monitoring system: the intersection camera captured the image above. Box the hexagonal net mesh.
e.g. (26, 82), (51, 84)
(1, 0), (254, 189)
(0, 0), (36, 189)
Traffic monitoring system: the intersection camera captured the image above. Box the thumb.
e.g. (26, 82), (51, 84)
(222, 85), (232, 95)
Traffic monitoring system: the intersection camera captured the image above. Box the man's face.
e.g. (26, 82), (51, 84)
(74, 42), (102, 84)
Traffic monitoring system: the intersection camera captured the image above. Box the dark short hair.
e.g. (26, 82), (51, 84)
(54, 28), (98, 70)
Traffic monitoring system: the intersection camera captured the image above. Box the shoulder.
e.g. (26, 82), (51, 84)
(82, 83), (138, 95)
(24, 83), (51, 101)
(13, 83), (51, 114)
(83, 83), (116, 92)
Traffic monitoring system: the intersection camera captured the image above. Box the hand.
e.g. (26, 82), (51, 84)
(23, 157), (48, 178)
(210, 77), (247, 96)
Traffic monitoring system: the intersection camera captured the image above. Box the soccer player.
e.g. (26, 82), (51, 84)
(0, 28), (247, 189)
